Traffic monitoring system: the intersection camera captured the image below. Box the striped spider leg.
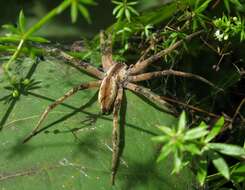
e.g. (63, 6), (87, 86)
(22, 81), (101, 143)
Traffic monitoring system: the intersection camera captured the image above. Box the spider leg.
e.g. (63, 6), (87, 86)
(130, 30), (203, 75)
(125, 82), (177, 115)
(23, 81), (101, 143)
(49, 49), (104, 79)
(111, 87), (123, 185)
(128, 70), (222, 91)
(100, 31), (114, 71)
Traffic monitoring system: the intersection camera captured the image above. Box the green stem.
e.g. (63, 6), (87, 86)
(3, 0), (71, 79)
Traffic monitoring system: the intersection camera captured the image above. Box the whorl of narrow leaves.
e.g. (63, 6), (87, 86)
(112, 0), (139, 22)
(152, 112), (245, 185)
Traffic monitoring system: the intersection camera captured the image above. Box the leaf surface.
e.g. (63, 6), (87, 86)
(0, 58), (195, 189)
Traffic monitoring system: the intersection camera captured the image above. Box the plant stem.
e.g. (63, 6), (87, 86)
(3, 0), (72, 80)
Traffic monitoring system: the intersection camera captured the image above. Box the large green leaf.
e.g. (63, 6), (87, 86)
(0, 57), (196, 189)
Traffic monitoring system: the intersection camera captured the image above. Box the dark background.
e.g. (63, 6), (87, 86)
(0, 0), (170, 41)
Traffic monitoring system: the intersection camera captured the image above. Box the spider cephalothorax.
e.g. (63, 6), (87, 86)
(23, 30), (219, 185)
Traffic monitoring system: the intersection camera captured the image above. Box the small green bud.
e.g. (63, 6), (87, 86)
(12, 90), (19, 97)
(22, 79), (30, 85)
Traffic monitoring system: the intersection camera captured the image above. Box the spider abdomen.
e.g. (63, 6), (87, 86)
(98, 63), (127, 114)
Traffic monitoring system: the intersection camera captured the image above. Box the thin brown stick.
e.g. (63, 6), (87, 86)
(111, 87), (123, 185)
(130, 30), (203, 74)
(100, 31), (113, 71)
(125, 82), (177, 115)
(128, 69), (222, 91)
(50, 49), (104, 79)
(137, 37), (161, 64)
(23, 81), (101, 143)
(160, 96), (233, 122)
(232, 98), (245, 122)
(0, 166), (60, 182)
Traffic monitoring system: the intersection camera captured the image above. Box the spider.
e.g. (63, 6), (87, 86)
(22, 30), (218, 185)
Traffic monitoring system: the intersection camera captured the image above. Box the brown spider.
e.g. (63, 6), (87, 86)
(23, 30), (218, 184)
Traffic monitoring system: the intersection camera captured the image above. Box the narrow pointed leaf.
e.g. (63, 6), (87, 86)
(157, 143), (172, 162)
(0, 36), (22, 43)
(212, 153), (230, 180)
(116, 7), (124, 19)
(208, 143), (245, 157)
(71, 1), (78, 23)
(80, 0), (97, 5)
(112, 4), (123, 15)
(197, 158), (207, 186)
(224, 0), (231, 13)
(18, 10), (26, 33)
(184, 143), (201, 155)
(184, 127), (208, 140)
(151, 135), (170, 143)
(127, 2), (138, 5)
(205, 117), (224, 143)
(28, 36), (50, 43)
(157, 125), (173, 136)
(127, 6), (139, 16)
(112, 0), (121, 5)
(78, 4), (91, 23)
(195, 0), (212, 13)
(125, 8), (131, 22)
(2, 24), (19, 34)
(177, 111), (186, 133)
(172, 150), (182, 174)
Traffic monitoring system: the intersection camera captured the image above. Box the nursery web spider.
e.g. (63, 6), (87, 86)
(23, 30), (218, 184)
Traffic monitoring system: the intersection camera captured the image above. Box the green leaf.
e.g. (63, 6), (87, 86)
(116, 7), (124, 19)
(198, 121), (208, 128)
(71, 1), (78, 23)
(127, 1), (138, 6)
(151, 135), (170, 143)
(184, 127), (208, 140)
(28, 36), (49, 43)
(195, 0), (212, 13)
(112, 4), (123, 15)
(184, 143), (201, 155)
(224, 0), (231, 13)
(2, 24), (19, 34)
(127, 6), (139, 16)
(211, 153), (230, 180)
(125, 8), (131, 22)
(205, 117), (224, 143)
(192, 18), (198, 31)
(156, 125), (173, 136)
(112, 0), (121, 5)
(78, 4), (91, 23)
(231, 162), (245, 183)
(177, 111), (186, 133)
(80, 0), (97, 5)
(172, 150), (182, 174)
(0, 57), (195, 189)
(0, 36), (22, 43)
(230, 0), (243, 7)
(197, 158), (207, 186)
(208, 143), (245, 157)
(18, 10), (26, 33)
(157, 142), (173, 162)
